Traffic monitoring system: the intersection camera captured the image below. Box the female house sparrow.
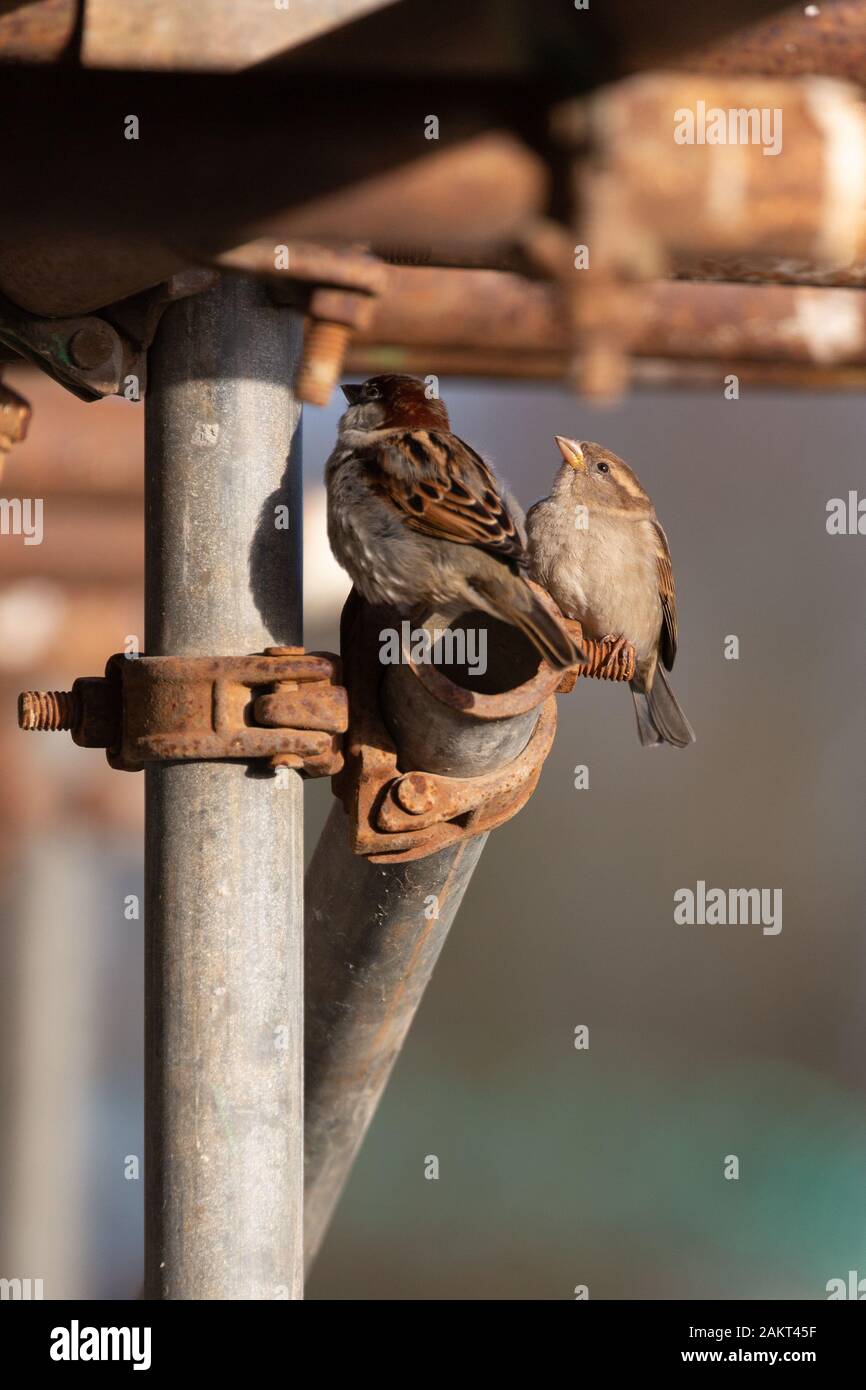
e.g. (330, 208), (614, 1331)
(325, 374), (580, 670)
(526, 437), (695, 747)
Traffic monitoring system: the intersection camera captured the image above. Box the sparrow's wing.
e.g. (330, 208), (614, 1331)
(371, 429), (524, 561)
(653, 521), (678, 669)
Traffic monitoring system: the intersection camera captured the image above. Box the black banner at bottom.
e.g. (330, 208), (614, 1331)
(1, 1297), (861, 1373)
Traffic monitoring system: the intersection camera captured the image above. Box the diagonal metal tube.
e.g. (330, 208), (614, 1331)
(304, 608), (558, 1269)
(305, 816), (488, 1269)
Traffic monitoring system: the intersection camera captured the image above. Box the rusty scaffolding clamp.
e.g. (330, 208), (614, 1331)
(0, 272), (217, 403)
(373, 703), (556, 838)
(333, 595), (637, 862)
(331, 592), (558, 863)
(17, 648), (347, 774)
(204, 239), (387, 406)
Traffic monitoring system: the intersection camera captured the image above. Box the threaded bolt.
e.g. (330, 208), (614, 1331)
(297, 321), (352, 406)
(18, 689), (79, 732)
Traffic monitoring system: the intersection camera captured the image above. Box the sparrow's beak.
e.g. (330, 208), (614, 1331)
(341, 384), (363, 405)
(555, 436), (587, 473)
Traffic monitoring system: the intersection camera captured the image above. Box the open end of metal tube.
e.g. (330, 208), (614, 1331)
(405, 600), (565, 721)
(424, 608), (539, 692)
(378, 594), (564, 779)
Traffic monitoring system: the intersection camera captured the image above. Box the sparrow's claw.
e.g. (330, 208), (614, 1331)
(598, 633), (629, 677)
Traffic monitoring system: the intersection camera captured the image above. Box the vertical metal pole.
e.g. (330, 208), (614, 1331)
(144, 277), (304, 1299)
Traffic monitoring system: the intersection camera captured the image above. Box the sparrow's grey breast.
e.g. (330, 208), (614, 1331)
(527, 490), (664, 688)
(325, 443), (429, 610)
(528, 437), (693, 745)
(326, 439), (517, 617)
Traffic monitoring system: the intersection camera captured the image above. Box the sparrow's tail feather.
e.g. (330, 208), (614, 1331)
(472, 576), (580, 671)
(508, 600), (579, 672)
(631, 669), (695, 748)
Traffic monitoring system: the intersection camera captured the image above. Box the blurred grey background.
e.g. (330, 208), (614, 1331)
(1, 372), (864, 1299)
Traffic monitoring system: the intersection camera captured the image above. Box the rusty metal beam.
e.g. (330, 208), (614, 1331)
(683, 0), (866, 82)
(11, 261), (866, 406)
(348, 344), (866, 392)
(352, 266), (866, 367)
(81, 0), (397, 72)
(0, 0), (794, 74)
(10, 64), (856, 321)
(632, 280), (866, 367)
(558, 73), (866, 270)
(0, 128), (540, 317)
(281, 0), (791, 78)
(0, 1), (397, 70)
(0, 0), (78, 63)
(0, 71), (549, 238)
(0, 64), (549, 316)
(669, 256), (866, 288)
(549, 71), (866, 391)
(632, 358), (866, 391)
(357, 265), (567, 351)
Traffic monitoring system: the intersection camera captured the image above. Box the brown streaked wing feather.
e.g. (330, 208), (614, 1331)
(653, 521), (678, 669)
(372, 429), (524, 560)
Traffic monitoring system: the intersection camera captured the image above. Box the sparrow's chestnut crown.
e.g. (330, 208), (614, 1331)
(340, 374), (450, 430)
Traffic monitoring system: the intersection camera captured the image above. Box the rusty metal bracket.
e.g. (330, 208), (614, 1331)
(17, 648), (347, 774)
(0, 270), (218, 402)
(331, 592), (559, 863)
(333, 593), (637, 862)
(374, 703), (557, 839)
(0, 289), (136, 402)
(202, 239), (387, 406)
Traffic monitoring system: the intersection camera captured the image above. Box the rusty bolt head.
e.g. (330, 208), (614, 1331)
(394, 772), (439, 816)
(68, 322), (117, 371)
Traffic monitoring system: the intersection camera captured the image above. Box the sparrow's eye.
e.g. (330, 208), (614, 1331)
(365, 384), (381, 400)
(596, 461), (610, 474)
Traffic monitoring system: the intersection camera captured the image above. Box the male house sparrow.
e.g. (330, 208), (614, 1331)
(325, 374), (580, 670)
(526, 437), (695, 747)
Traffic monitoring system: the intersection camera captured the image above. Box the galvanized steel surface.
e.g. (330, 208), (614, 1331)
(144, 278), (304, 1299)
